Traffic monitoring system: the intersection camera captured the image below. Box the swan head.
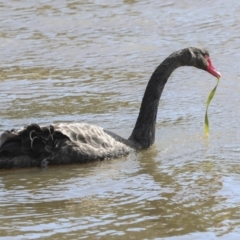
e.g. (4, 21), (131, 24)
(188, 47), (221, 78)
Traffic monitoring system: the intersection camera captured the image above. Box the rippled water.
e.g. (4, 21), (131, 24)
(1, 0), (240, 239)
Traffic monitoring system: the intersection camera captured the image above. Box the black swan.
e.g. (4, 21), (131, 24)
(0, 47), (221, 169)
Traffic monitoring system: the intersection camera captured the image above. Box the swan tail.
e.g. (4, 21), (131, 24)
(0, 124), (59, 168)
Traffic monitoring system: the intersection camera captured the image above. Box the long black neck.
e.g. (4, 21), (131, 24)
(128, 48), (192, 149)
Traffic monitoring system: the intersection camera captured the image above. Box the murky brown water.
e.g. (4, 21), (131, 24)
(1, 0), (240, 239)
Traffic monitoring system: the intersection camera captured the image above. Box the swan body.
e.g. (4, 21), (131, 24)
(0, 123), (134, 168)
(0, 47), (221, 169)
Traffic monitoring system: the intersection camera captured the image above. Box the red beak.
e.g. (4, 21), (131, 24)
(205, 56), (221, 78)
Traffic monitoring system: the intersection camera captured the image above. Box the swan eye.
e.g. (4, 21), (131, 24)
(204, 55), (210, 63)
(203, 55), (210, 65)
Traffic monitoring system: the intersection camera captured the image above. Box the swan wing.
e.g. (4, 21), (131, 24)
(53, 123), (132, 160)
